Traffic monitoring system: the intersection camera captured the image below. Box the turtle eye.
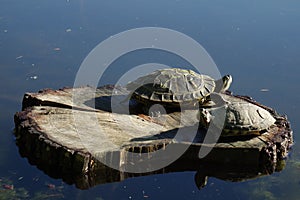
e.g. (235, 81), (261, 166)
(187, 76), (193, 81)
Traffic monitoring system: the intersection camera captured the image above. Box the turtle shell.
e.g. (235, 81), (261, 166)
(126, 68), (216, 104)
(208, 95), (276, 136)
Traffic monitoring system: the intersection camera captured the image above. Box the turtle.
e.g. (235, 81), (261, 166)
(126, 68), (232, 110)
(198, 93), (276, 137)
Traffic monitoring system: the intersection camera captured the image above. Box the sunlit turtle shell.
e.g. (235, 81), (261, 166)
(199, 94), (276, 136)
(126, 68), (231, 107)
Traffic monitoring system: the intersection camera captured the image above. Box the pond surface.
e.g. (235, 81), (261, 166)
(1, 0), (300, 199)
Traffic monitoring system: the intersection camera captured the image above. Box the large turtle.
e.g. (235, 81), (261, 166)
(198, 93), (276, 137)
(126, 68), (232, 109)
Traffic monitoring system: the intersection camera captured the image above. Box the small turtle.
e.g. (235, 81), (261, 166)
(126, 68), (232, 109)
(198, 93), (276, 136)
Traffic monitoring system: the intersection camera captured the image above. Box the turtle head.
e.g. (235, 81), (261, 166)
(221, 75), (232, 92)
(214, 75), (232, 92)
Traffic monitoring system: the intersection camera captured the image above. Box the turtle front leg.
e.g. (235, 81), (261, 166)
(197, 108), (212, 128)
(197, 96), (215, 108)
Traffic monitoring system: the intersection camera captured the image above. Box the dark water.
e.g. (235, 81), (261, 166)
(1, 0), (300, 199)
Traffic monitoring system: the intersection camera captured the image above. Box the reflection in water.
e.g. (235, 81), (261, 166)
(194, 161), (286, 190)
(13, 130), (285, 189)
(15, 126), (287, 190)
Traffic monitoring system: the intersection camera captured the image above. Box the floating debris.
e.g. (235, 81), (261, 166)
(260, 88), (270, 92)
(142, 190), (149, 198)
(46, 183), (56, 189)
(65, 28), (72, 32)
(2, 184), (14, 190)
(15, 55), (23, 60)
(30, 75), (38, 80)
(3, 29), (8, 33)
(53, 47), (61, 51)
